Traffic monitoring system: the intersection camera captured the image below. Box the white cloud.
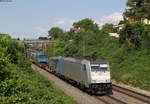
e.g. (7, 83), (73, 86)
(33, 26), (48, 33)
(55, 19), (75, 26)
(55, 20), (66, 25)
(95, 12), (123, 28)
(53, 12), (123, 30)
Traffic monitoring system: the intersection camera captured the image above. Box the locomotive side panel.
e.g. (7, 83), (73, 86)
(62, 60), (82, 83)
(56, 57), (89, 87)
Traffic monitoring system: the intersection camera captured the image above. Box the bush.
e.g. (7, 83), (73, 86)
(0, 34), (76, 104)
(0, 64), (76, 104)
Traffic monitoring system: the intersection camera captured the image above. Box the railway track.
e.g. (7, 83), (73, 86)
(96, 95), (127, 104)
(96, 84), (150, 104)
(112, 84), (150, 104)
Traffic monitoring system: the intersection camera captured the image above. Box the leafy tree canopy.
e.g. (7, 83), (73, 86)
(73, 18), (99, 32)
(38, 37), (49, 40)
(48, 27), (64, 39)
(119, 22), (146, 47)
(124, 0), (150, 20)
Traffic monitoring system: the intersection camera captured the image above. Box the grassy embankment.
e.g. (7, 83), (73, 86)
(96, 35), (150, 91)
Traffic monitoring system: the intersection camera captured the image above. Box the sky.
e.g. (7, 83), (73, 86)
(0, 0), (127, 39)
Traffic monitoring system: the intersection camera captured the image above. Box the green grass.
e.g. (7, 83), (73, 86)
(0, 64), (77, 104)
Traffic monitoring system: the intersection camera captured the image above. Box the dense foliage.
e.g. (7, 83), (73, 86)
(47, 18), (150, 91)
(102, 24), (117, 33)
(73, 18), (99, 32)
(124, 0), (150, 20)
(120, 22), (145, 46)
(0, 34), (76, 104)
(48, 27), (64, 39)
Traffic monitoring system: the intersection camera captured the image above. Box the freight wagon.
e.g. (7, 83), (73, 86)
(28, 50), (49, 68)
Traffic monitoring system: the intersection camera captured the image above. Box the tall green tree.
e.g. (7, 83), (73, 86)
(48, 27), (64, 39)
(119, 22), (145, 47)
(73, 18), (99, 32)
(124, 0), (150, 20)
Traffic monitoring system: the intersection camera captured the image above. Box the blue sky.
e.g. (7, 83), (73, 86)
(0, 0), (127, 39)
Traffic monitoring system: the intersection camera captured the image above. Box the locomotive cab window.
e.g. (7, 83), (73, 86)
(91, 64), (100, 71)
(100, 64), (108, 71)
(91, 64), (108, 71)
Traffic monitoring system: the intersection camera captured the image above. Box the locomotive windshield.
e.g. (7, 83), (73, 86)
(91, 65), (99, 71)
(91, 64), (108, 71)
(100, 64), (108, 70)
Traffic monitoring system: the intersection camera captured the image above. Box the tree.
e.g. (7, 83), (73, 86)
(119, 22), (145, 47)
(124, 0), (150, 20)
(102, 24), (117, 33)
(38, 37), (49, 40)
(48, 27), (64, 39)
(73, 18), (99, 32)
(63, 40), (78, 57)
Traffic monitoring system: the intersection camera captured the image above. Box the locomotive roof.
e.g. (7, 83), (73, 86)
(63, 57), (108, 63)
(90, 61), (108, 64)
(51, 56), (108, 64)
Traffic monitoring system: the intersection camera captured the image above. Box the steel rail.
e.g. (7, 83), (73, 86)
(96, 95), (127, 104)
(112, 84), (150, 103)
